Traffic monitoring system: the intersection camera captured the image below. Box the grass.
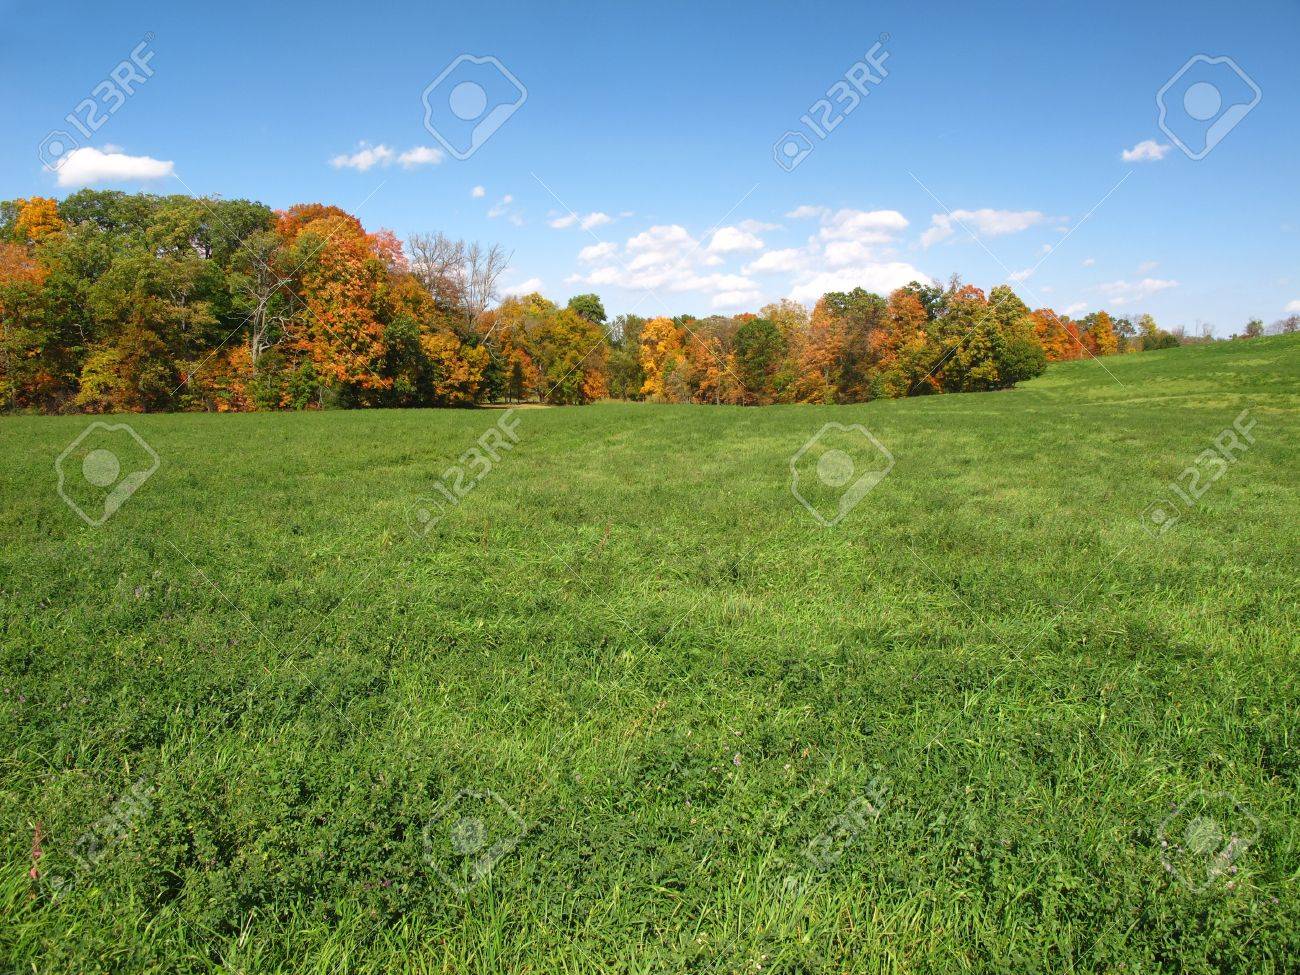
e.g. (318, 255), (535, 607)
(1, 335), (1297, 973)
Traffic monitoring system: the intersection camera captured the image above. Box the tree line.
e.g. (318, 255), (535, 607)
(1, 191), (1278, 413)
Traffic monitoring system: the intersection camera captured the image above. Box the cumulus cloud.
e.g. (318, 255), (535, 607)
(1122, 139), (1172, 162)
(331, 143), (442, 170)
(1062, 301), (1088, 315)
(712, 289), (764, 309)
(549, 211), (612, 230)
(471, 185), (486, 198)
(788, 262), (929, 305)
(566, 204), (927, 312)
(723, 206), (923, 305)
(1137, 260), (1159, 273)
(1082, 257), (1096, 267)
(55, 147), (174, 187)
(502, 277), (544, 296)
(1096, 278), (1179, 305)
(1007, 268), (1034, 282)
(578, 241), (618, 263)
(567, 223), (762, 300)
(920, 208), (1046, 248)
(396, 146), (444, 167)
(823, 240), (882, 267)
(818, 208), (909, 243)
(708, 225), (765, 253)
(330, 144), (393, 171)
(624, 224), (694, 266)
(744, 248), (808, 274)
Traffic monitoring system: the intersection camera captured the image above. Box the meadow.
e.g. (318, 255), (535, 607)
(1, 335), (1297, 973)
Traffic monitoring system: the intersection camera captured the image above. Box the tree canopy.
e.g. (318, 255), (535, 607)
(0, 190), (1165, 414)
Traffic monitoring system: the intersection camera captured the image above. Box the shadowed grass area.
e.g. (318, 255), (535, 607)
(2, 335), (1297, 973)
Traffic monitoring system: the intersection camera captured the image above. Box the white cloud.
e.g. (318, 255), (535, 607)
(1082, 257), (1096, 267)
(1096, 277), (1179, 306)
(550, 210), (612, 230)
(819, 208), (909, 243)
(1122, 139), (1172, 162)
(568, 223), (765, 299)
(1007, 268), (1034, 282)
(488, 194), (515, 218)
(471, 185), (486, 198)
(788, 262), (929, 305)
(397, 146), (444, 168)
(712, 289), (763, 309)
(567, 207), (925, 310)
(330, 143), (394, 171)
(708, 225), (765, 253)
(1284, 300), (1300, 313)
(625, 224), (695, 262)
(332, 143), (443, 171)
(502, 277), (544, 296)
(1137, 260), (1159, 273)
(578, 241), (618, 263)
(744, 248), (809, 274)
(823, 240), (879, 267)
(921, 209), (1046, 248)
(54, 147), (175, 187)
(1062, 302), (1088, 315)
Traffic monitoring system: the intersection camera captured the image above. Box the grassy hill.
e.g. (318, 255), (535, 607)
(2, 335), (1297, 973)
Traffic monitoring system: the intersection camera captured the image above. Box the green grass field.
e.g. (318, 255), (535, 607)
(3, 336), (1298, 974)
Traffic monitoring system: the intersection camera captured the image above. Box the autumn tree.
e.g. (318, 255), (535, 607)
(791, 298), (844, 403)
(639, 316), (686, 401)
(878, 287), (940, 397)
(1031, 308), (1075, 362)
(1081, 310), (1119, 356)
(733, 317), (784, 404)
(13, 197), (64, 245)
(228, 230), (292, 369)
(534, 307), (608, 404)
(567, 293), (607, 325)
(507, 359), (526, 402)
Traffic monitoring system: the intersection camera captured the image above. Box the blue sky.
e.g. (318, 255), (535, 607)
(5, 0), (1298, 333)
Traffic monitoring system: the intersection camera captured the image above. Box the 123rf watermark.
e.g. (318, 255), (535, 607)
(1141, 409), (1256, 536)
(1158, 790), (1259, 893)
(790, 422), (894, 526)
(41, 777), (155, 898)
(1157, 55), (1260, 161)
(421, 788), (527, 895)
(777, 778), (889, 896)
(422, 55), (527, 160)
(55, 421), (160, 527)
(39, 35), (156, 173)
(406, 409), (522, 537)
(774, 36), (890, 172)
